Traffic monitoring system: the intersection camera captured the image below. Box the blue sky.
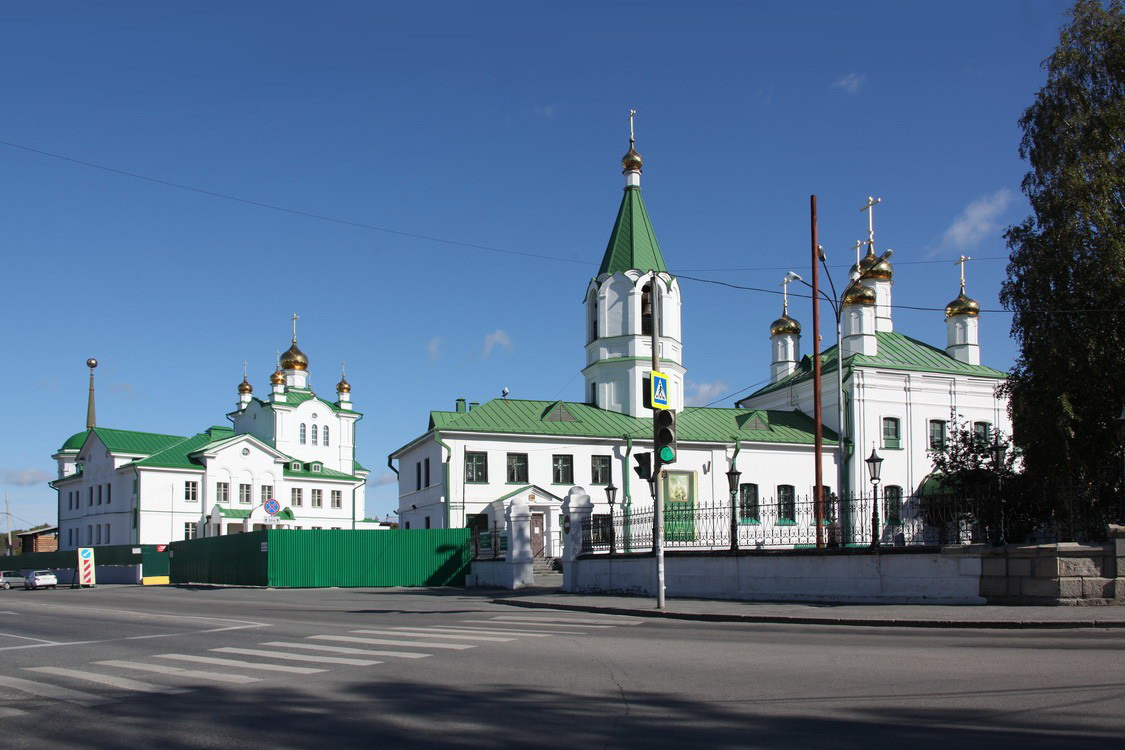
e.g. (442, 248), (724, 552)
(1, 1), (1072, 527)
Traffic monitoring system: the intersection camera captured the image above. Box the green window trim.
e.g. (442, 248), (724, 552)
(775, 519), (798, 527)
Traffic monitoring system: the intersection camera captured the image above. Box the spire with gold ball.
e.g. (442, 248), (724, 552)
(237, 361), (253, 408)
(769, 277), (802, 383)
(945, 255), (981, 364)
(280, 313), (311, 389)
(336, 361), (353, 410)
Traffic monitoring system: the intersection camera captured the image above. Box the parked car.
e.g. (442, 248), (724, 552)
(24, 571), (57, 590)
(0, 570), (26, 590)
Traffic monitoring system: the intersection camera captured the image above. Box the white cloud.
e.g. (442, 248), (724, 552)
(685, 380), (729, 407)
(482, 329), (513, 357)
(832, 72), (867, 94)
(2, 468), (53, 486)
(932, 188), (1014, 257)
(533, 104), (558, 119)
(426, 336), (443, 362)
(370, 471), (397, 487)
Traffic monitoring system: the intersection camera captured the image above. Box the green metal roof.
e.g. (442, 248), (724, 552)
(58, 430), (89, 452)
(87, 427), (188, 456)
(132, 432), (215, 469)
(598, 186), (668, 276)
(409, 398), (834, 450)
(283, 461), (362, 481)
(256, 389), (362, 416)
(215, 506), (294, 520)
(746, 331), (1007, 399)
(353, 459), (368, 473)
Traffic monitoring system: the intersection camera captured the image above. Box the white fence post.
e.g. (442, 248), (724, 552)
(562, 486), (593, 592)
(504, 494), (535, 589)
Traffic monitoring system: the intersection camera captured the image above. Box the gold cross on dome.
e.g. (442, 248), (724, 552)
(956, 255), (972, 292)
(628, 109), (637, 145)
(860, 196), (882, 253)
(291, 313), (299, 342)
(780, 275), (792, 315)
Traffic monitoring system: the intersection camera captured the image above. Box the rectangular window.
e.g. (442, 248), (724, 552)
(590, 455), (611, 485)
(506, 453), (529, 483)
(465, 452), (488, 483)
(882, 417), (901, 449)
(97, 485), (102, 505)
(331, 490), (342, 509)
(291, 488), (303, 507)
(261, 485), (273, 503)
(96, 525), (101, 544)
(239, 484), (251, 504)
(973, 421), (991, 441)
(424, 516), (431, 529)
(312, 489), (323, 508)
(552, 455), (574, 485)
(184, 522), (197, 540)
(424, 458), (431, 487)
(929, 420), (947, 449)
(883, 485), (903, 525)
(104, 525), (111, 545)
(738, 483), (759, 523)
(106, 484), (111, 504)
(777, 485), (796, 523)
(416, 462), (422, 491)
(88, 487), (93, 506)
(185, 481), (198, 502)
(216, 482), (229, 503)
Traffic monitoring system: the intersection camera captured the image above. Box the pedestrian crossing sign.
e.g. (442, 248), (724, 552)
(650, 371), (670, 410)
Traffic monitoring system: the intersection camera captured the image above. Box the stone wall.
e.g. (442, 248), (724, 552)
(972, 531), (1124, 606)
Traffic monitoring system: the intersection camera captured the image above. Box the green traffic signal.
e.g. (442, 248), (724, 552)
(658, 446), (675, 463)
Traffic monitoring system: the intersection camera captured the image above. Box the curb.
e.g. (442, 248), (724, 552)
(492, 599), (1125, 630)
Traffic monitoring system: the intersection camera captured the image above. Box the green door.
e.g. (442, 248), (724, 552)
(663, 471), (696, 542)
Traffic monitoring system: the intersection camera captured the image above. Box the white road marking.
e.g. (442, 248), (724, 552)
(438, 625), (571, 636)
(0, 632), (61, 644)
(24, 666), (191, 695)
(462, 619), (604, 629)
(358, 628), (514, 642)
(96, 660), (261, 684)
(156, 654), (325, 674)
(212, 647), (380, 667)
(0, 675), (110, 706)
(489, 614), (640, 625)
(314, 635), (474, 650)
(263, 641), (431, 659)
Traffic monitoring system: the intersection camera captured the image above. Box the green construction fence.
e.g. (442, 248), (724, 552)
(168, 528), (471, 587)
(4, 544), (169, 579)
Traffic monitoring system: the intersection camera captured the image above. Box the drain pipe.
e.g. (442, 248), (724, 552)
(435, 431), (452, 528)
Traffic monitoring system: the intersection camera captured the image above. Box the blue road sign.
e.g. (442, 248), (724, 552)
(650, 371), (670, 409)
(264, 499), (281, 516)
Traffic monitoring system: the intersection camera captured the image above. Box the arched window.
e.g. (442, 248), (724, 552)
(641, 284), (653, 336)
(323, 426), (330, 446)
(884, 485), (903, 525)
(311, 424), (318, 445)
(588, 294), (598, 343)
(299, 424), (307, 444)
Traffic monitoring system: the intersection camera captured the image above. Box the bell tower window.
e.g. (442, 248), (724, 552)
(641, 284), (653, 336)
(588, 294), (598, 344)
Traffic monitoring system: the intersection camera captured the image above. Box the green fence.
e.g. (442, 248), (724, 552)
(4, 545), (167, 577)
(169, 529), (471, 587)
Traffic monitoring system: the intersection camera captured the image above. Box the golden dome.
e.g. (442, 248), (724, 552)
(945, 291), (980, 318)
(621, 146), (643, 172)
(769, 313), (801, 337)
(280, 342), (308, 371)
(336, 375), (351, 394)
(270, 367), (285, 385)
(238, 376), (253, 394)
(842, 280), (877, 307)
(850, 249), (893, 281)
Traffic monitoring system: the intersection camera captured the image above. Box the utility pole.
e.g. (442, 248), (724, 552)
(810, 196), (825, 548)
(650, 269), (666, 609)
(5, 495), (11, 556)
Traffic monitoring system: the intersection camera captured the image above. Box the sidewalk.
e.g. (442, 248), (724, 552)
(489, 588), (1125, 629)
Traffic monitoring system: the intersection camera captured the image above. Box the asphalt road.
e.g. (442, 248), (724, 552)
(0, 585), (1122, 749)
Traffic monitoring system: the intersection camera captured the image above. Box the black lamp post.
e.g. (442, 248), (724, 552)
(865, 446), (883, 548)
(991, 436), (1010, 545)
(1115, 406), (1125, 522)
(726, 466), (742, 552)
(605, 483), (618, 555)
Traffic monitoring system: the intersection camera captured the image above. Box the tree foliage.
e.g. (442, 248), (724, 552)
(1001, 0), (1125, 488)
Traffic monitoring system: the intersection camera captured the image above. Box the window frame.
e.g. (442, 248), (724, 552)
(239, 483), (252, 504)
(184, 481), (199, 502)
(506, 453), (529, 484)
(738, 483), (760, 524)
(590, 455), (612, 486)
(882, 417), (902, 450)
(261, 485), (273, 503)
(973, 421), (992, 441)
(929, 419), (948, 449)
(216, 482), (229, 503)
(883, 485), (903, 525)
(552, 454), (574, 485)
(291, 487), (303, 507)
(299, 424), (307, 445)
(777, 484), (796, 524)
(331, 490), (342, 509)
(465, 452), (488, 484)
(311, 489), (323, 508)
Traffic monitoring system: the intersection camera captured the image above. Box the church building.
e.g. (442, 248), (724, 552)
(51, 331), (370, 548)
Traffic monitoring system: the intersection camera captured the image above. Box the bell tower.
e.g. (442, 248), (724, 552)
(583, 113), (685, 417)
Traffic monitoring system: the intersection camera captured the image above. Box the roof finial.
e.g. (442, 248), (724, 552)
(956, 254), (971, 293)
(860, 196), (882, 256)
(781, 275), (792, 316)
(341, 360), (347, 377)
(243, 360), (248, 378)
(621, 109), (643, 178)
(629, 108), (636, 148)
(85, 358), (98, 430)
(291, 312), (299, 343)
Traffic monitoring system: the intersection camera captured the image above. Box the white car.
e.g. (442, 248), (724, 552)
(24, 570), (57, 590)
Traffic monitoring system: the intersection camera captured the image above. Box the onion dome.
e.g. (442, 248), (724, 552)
(238, 376), (253, 394)
(336, 374), (351, 394)
(280, 342), (308, 371)
(842, 280), (877, 307)
(850, 250), (893, 281)
(769, 313), (801, 337)
(270, 367), (285, 385)
(945, 291), (980, 318)
(621, 146), (643, 172)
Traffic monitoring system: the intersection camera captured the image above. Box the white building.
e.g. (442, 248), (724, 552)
(391, 136), (1011, 556)
(51, 336), (369, 547)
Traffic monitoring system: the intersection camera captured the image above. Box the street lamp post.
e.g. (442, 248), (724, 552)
(866, 446), (883, 548)
(1115, 406), (1125, 523)
(726, 467), (742, 552)
(606, 483), (618, 555)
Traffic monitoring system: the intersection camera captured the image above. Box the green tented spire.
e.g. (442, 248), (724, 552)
(598, 186), (669, 276)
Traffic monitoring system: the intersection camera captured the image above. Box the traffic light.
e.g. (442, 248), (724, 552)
(654, 409), (677, 465)
(633, 452), (652, 481)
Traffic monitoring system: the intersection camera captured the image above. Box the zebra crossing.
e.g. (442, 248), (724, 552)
(0, 609), (644, 717)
